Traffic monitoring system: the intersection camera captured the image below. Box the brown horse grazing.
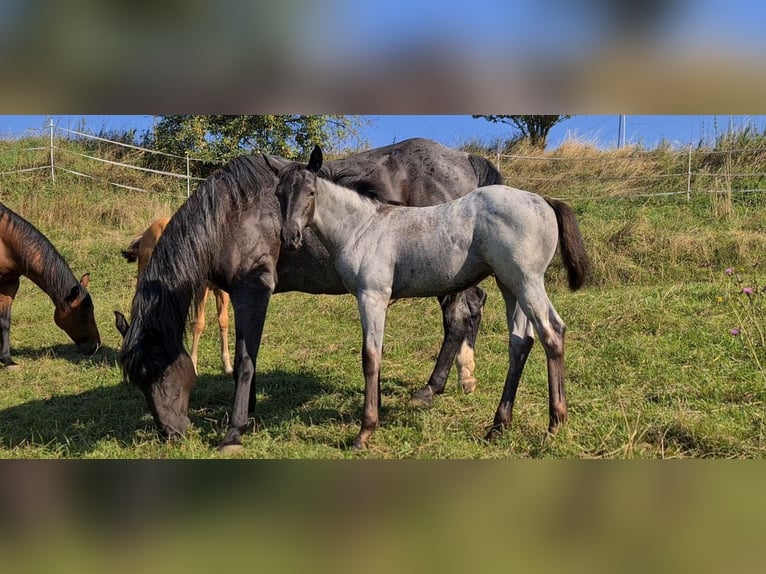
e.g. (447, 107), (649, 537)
(121, 217), (233, 375)
(0, 202), (101, 369)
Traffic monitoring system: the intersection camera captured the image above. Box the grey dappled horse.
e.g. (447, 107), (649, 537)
(277, 146), (591, 450)
(115, 138), (503, 449)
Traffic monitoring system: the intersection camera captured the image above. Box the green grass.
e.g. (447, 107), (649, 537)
(0, 141), (764, 458)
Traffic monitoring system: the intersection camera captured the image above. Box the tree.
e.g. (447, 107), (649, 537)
(143, 115), (363, 175)
(472, 115), (572, 149)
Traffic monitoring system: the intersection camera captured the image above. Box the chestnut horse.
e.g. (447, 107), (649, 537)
(121, 217), (233, 374)
(0, 202), (101, 369)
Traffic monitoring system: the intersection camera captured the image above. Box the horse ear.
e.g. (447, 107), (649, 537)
(262, 154), (289, 175)
(80, 273), (91, 289)
(114, 311), (130, 338)
(308, 145), (323, 173)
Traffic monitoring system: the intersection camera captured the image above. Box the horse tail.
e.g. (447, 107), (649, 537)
(546, 198), (592, 291)
(469, 154), (504, 186)
(121, 236), (141, 263)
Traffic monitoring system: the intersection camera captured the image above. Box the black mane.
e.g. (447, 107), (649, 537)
(121, 154), (278, 385)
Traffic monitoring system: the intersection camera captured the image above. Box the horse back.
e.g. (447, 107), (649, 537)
(326, 138), (496, 207)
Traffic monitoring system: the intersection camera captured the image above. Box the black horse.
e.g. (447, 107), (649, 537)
(115, 138), (502, 449)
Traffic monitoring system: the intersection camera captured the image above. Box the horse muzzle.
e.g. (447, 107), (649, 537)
(281, 224), (303, 250)
(77, 339), (101, 356)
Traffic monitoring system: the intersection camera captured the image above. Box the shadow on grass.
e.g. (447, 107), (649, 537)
(0, 382), (150, 455)
(0, 367), (438, 455)
(8, 343), (121, 368)
(0, 367), (345, 455)
(190, 369), (354, 445)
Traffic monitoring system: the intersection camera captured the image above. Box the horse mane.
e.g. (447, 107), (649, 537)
(0, 202), (80, 305)
(121, 154), (278, 384)
(468, 154), (504, 187)
(279, 161), (391, 207)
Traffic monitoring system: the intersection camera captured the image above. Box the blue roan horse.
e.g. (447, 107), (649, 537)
(276, 146), (591, 449)
(115, 138), (503, 449)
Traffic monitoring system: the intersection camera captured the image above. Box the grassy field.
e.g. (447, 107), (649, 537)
(0, 138), (764, 458)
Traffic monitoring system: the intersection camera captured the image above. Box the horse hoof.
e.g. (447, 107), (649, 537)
(351, 436), (369, 451)
(410, 387), (434, 408)
(218, 442), (244, 455)
(460, 376), (478, 394)
(484, 426), (504, 442)
(4, 363), (21, 372)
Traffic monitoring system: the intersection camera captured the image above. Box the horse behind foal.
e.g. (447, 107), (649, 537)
(0, 202), (101, 368)
(277, 146), (591, 449)
(121, 217), (233, 374)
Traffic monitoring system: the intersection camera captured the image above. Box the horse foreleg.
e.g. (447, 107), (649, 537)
(0, 279), (20, 370)
(487, 299), (534, 441)
(190, 285), (209, 374)
(353, 290), (390, 451)
(220, 276), (274, 451)
(215, 289), (233, 375)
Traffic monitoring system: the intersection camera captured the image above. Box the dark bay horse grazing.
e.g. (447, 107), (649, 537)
(121, 217), (233, 375)
(114, 138), (502, 449)
(0, 202), (101, 369)
(277, 146), (591, 449)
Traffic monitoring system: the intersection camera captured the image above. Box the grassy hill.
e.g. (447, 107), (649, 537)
(0, 134), (763, 458)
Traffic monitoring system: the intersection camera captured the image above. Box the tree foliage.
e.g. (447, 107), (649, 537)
(143, 115), (363, 175)
(472, 115), (572, 148)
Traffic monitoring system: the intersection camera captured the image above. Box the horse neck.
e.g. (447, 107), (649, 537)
(3, 215), (79, 308)
(314, 178), (378, 252)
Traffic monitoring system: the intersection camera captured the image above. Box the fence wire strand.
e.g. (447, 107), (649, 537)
(1, 124), (766, 201)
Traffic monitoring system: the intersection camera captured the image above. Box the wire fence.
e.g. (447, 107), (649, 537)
(0, 120), (210, 198)
(2, 120), (766, 203)
(486, 142), (766, 202)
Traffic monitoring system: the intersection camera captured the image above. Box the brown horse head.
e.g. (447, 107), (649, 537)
(115, 310), (196, 439)
(54, 273), (101, 355)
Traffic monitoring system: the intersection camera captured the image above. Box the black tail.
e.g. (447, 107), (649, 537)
(469, 154), (504, 187)
(546, 199), (592, 291)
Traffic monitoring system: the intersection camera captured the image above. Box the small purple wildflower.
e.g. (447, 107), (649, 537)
(730, 328), (741, 336)
(742, 287), (754, 296)
(725, 267), (734, 275)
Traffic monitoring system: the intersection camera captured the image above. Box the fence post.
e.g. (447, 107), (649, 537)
(49, 118), (55, 184)
(686, 143), (692, 201)
(186, 153), (191, 197)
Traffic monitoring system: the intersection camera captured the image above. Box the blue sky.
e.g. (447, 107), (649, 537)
(2, 115), (764, 151)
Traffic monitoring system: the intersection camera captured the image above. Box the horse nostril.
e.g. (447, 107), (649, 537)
(281, 227), (301, 250)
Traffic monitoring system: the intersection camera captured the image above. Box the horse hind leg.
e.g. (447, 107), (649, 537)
(513, 280), (568, 435)
(455, 285), (486, 394)
(190, 285), (209, 374)
(486, 296), (536, 441)
(411, 290), (474, 407)
(215, 289), (233, 375)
